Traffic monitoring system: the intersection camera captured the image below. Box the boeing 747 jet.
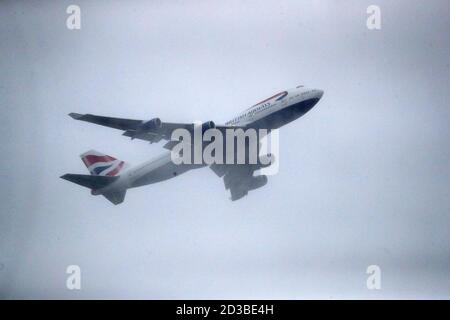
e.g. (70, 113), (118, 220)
(61, 86), (324, 204)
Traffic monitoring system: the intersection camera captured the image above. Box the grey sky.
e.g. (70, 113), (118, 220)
(0, 0), (449, 298)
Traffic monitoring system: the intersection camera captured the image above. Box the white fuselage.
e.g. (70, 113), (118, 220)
(100, 86), (324, 193)
(226, 86), (323, 127)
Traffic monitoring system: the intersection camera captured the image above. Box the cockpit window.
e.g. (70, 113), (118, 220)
(296, 85), (304, 88)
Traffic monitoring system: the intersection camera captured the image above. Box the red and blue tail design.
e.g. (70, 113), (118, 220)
(81, 150), (126, 176)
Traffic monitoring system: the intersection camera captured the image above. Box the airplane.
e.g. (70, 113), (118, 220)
(61, 85), (324, 204)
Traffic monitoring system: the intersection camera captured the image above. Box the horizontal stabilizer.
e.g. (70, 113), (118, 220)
(60, 174), (118, 190)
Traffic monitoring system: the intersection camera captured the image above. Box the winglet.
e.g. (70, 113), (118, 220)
(69, 112), (84, 120)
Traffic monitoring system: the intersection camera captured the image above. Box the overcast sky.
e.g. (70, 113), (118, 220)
(0, 0), (449, 299)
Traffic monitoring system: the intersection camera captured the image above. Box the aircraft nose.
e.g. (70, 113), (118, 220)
(315, 89), (324, 99)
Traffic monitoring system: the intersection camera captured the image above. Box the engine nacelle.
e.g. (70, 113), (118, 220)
(193, 121), (216, 134)
(201, 120), (215, 133)
(248, 175), (268, 191)
(141, 118), (162, 131)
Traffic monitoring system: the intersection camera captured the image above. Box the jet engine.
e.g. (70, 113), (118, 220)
(127, 118), (163, 140)
(192, 121), (216, 134)
(140, 118), (162, 131)
(201, 120), (216, 133)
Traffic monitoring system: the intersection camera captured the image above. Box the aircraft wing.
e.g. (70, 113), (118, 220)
(210, 163), (269, 201)
(69, 113), (242, 144)
(121, 121), (194, 143)
(69, 113), (195, 143)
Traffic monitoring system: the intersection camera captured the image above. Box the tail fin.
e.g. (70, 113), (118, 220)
(80, 150), (127, 176)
